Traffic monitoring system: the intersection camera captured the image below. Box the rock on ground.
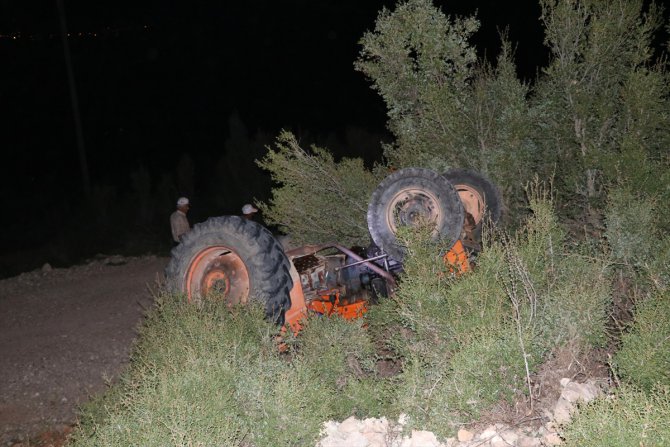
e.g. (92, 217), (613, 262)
(316, 378), (605, 447)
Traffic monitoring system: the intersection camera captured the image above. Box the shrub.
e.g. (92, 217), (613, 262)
(355, 0), (478, 171)
(72, 299), (275, 446)
(445, 331), (532, 415)
(355, 0), (535, 219)
(605, 187), (657, 268)
(390, 328), (532, 438)
(561, 385), (670, 447)
(648, 238), (670, 291)
(532, 0), (670, 230)
(354, 0), (670, 236)
(613, 289), (670, 392)
(495, 183), (610, 357)
(605, 186), (670, 293)
(536, 255), (610, 351)
(257, 130), (385, 247)
(371, 189), (611, 437)
(371, 223), (537, 437)
(519, 185), (610, 353)
(70, 294), (385, 447)
(289, 312), (393, 418)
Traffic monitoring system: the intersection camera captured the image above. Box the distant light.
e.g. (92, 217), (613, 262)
(1, 25), (151, 41)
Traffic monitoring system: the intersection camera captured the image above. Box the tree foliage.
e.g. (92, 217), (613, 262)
(261, 0), (669, 242)
(257, 131), (385, 246)
(355, 0), (536, 217)
(532, 0), (670, 229)
(354, 0), (479, 170)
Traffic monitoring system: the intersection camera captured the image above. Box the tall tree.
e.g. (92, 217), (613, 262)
(532, 0), (670, 230)
(355, 0), (536, 216)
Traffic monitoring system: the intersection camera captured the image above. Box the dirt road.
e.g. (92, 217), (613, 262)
(0, 255), (168, 445)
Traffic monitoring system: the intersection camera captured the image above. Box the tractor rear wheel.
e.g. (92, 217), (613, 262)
(442, 169), (502, 250)
(165, 215), (292, 324)
(442, 168), (502, 225)
(367, 168), (464, 262)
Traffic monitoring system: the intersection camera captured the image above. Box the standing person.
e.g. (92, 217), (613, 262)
(241, 203), (258, 220)
(170, 197), (191, 245)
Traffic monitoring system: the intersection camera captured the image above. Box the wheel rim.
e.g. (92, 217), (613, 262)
(185, 246), (250, 304)
(454, 184), (485, 225)
(386, 187), (442, 235)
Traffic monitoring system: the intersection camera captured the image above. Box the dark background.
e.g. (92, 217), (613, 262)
(1, 0), (548, 278)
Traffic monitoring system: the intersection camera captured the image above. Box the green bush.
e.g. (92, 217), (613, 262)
(353, 0), (670, 233)
(518, 186), (610, 352)
(532, 0), (670, 229)
(257, 130), (385, 247)
(367, 223), (536, 437)
(613, 289), (670, 392)
(605, 186), (670, 293)
(355, 0), (478, 171)
(561, 385), (670, 447)
(259, 0), (670, 245)
(648, 238), (670, 291)
(70, 295), (386, 447)
(536, 255), (610, 350)
(446, 331), (532, 414)
(605, 187), (657, 267)
(370, 191), (611, 437)
(289, 312), (393, 418)
(72, 299), (274, 446)
(389, 328), (532, 438)
(355, 0), (535, 219)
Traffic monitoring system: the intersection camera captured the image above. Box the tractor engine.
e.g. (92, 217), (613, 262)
(292, 252), (362, 304)
(289, 246), (393, 319)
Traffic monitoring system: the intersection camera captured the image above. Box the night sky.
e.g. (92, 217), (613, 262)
(1, 0), (547, 274)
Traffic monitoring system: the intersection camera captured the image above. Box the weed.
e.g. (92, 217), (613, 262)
(70, 293), (391, 447)
(613, 289), (670, 392)
(561, 385), (670, 447)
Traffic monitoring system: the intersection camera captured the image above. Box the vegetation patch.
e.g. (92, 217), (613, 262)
(613, 289), (670, 392)
(70, 299), (385, 447)
(561, 385), (670, 447)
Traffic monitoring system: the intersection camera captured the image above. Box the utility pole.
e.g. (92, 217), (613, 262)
(56, 0), (91, 199)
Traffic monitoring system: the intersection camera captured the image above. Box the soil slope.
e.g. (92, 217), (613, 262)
(0, 255), (168, 445)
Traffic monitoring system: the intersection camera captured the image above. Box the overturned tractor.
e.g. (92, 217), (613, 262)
(165, 168), (501, 330)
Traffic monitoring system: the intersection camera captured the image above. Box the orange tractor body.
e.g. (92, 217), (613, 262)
(282, 239), (470, 333)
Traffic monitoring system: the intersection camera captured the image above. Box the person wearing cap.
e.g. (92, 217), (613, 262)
(242, 203), (258, 220)
(170, 197), (191, 244)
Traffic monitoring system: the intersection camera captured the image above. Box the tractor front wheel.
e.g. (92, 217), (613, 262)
(367, 168), (464, 262)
